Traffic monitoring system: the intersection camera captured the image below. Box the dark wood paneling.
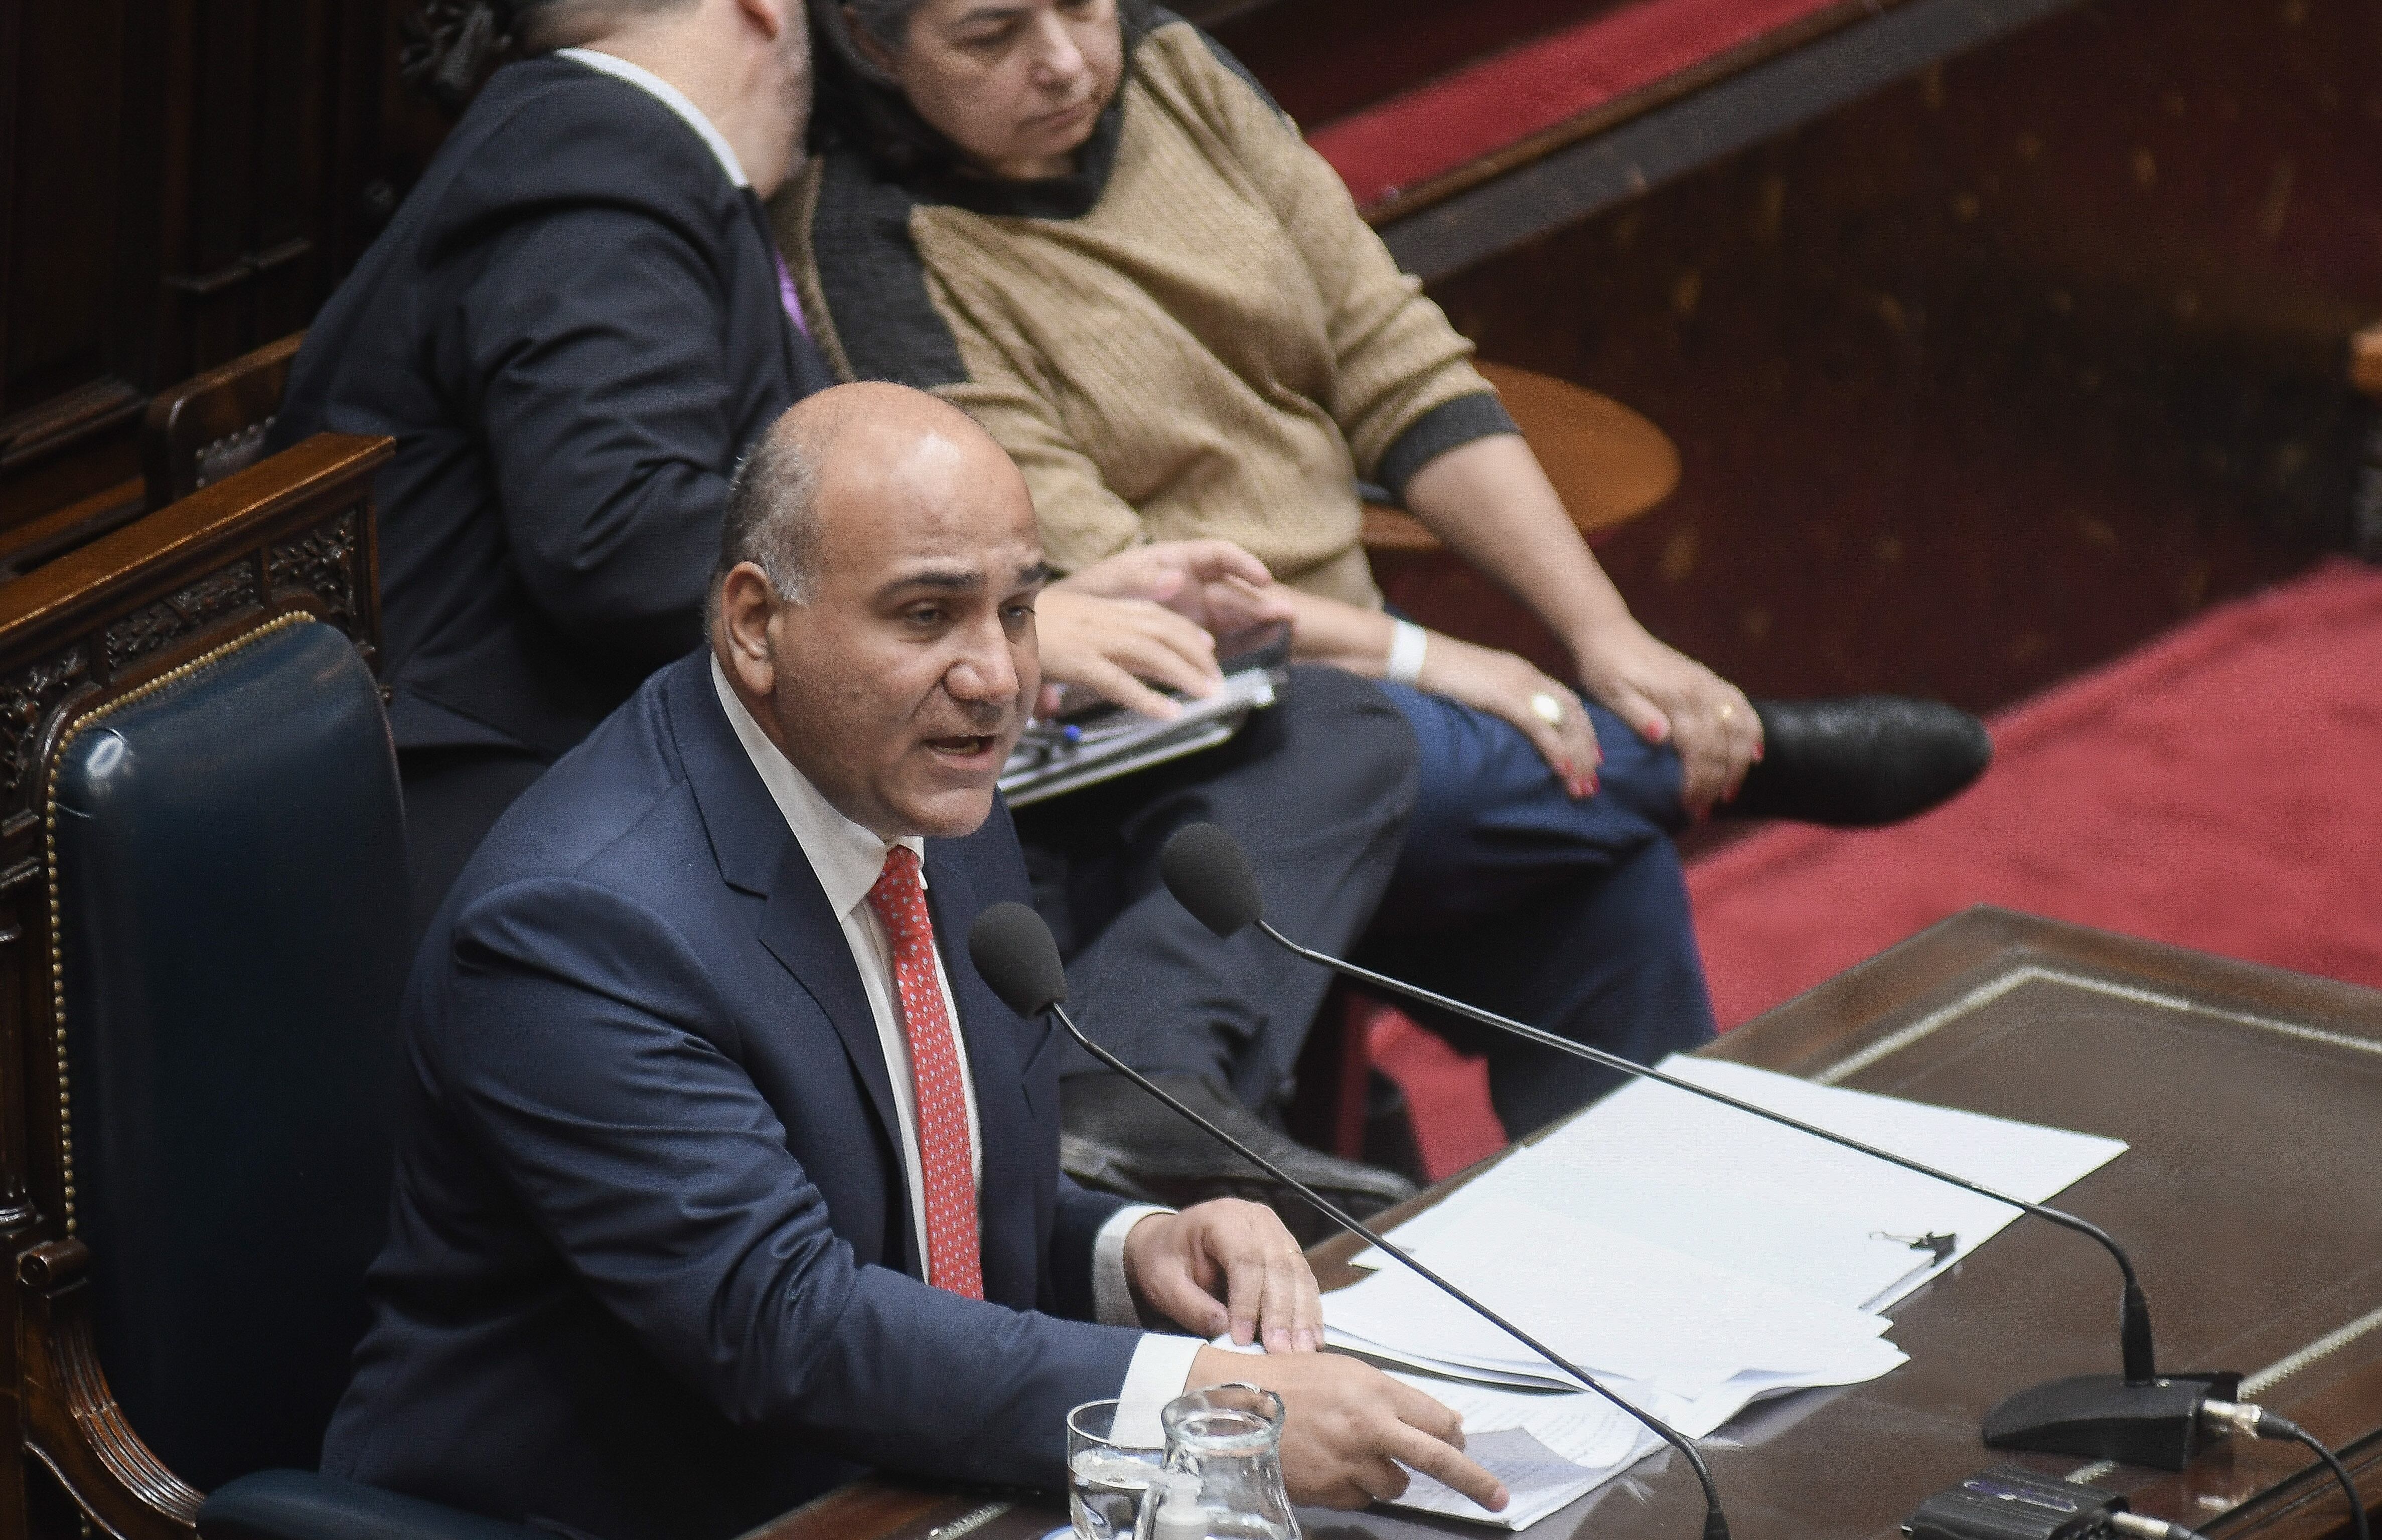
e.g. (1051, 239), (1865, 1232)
(3, 3), (139, 440)
(1, 4), (412, 539)
(150, 3), (370, 388)
(1389, 0), (2381, 716)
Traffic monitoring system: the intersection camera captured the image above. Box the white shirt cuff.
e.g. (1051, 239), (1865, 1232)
(1112, 1332), (1209, 1450)
(1091, 1203), (1172, 1327)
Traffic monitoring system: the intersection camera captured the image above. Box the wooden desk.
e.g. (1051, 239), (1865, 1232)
(745, 909), (2382, 1540)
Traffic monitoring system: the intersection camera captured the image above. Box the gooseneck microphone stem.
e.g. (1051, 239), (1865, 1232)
(1046, 1001), (1733, 1540)
(1251, 917), (2158, 1388)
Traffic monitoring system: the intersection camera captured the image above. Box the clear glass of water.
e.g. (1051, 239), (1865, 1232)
(1069, 1398), (1163, 1540)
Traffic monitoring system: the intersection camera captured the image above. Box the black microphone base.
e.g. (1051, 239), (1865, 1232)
(1981, 1371), (2243, 1470)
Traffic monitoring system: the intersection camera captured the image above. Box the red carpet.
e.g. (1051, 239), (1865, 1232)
(1366, 1003), (1509, 1181)
(1690, 558), (2382, 1024)
(1307, 0), (1848, 210)
(1375, 559), (2382, 1178)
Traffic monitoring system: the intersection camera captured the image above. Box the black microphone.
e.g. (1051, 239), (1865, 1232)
(1156, 821), (2241, 1471)
(966, 901), (1732, 1540)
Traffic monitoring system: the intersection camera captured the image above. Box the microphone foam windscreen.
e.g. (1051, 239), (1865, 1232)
(1159, 823), (1264, 938)
(967, 902), (1070, 1017)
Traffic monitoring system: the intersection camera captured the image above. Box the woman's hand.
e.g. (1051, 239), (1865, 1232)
(1573, 620), (1760, 815)
(1398, 435), (1761, 811)
(1034, 541), (1296, 717)
(1056, 540), (1294, 642)
(1414, 633), (1603, 799)
(1033, 589), (1223, 720)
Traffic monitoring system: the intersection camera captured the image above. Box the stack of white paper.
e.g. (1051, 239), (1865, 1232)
(1313, 1056), (2127, 1528)
(1379, 1373), (1664, 1530)
(1329, 1194), (1908, 1399)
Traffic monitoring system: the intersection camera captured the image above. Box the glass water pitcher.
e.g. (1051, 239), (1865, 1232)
(1137, 1383), (1300, 1540)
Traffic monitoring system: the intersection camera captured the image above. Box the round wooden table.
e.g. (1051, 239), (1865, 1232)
(1360, 361), (1681, 553)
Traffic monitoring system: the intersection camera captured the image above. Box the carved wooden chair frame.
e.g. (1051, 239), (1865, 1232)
(0, 433), (393, 1539)
(141, 333), (310, 513)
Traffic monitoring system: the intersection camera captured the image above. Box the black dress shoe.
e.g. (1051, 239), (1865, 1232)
(1723, 696), (1993, 827)
(1061, 1071), (1417, 1244)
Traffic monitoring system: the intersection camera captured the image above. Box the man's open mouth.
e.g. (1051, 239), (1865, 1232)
(927, 734), (1000, 759)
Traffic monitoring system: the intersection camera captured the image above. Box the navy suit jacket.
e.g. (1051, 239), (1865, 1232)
(324, 653), (1144, 1539)
(272, 55), (834, 759)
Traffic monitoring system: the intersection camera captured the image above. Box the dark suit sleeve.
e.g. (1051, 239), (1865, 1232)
(1046, 1173), (1135, 1322)
(965, 798), (1138, 1318)
(433, 873), (1144, 1485)
(454, 204), (748, 670)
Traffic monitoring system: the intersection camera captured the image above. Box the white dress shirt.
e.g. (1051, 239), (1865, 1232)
(709, 661), (1204, 1420)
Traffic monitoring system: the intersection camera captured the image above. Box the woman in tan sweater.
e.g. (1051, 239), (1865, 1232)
(780, 0), (1988, 1135)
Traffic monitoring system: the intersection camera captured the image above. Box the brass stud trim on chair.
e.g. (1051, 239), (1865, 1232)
(39, 610), (316, 1239)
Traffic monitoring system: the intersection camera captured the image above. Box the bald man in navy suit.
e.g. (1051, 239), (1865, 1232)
(326, 384), (1508, 1538)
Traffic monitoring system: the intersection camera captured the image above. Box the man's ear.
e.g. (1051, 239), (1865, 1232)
(733, 0), (791, 42)
(715, 562), (784, 697)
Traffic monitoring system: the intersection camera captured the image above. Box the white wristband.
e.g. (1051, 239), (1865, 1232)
(1385, 620), (1430, 684)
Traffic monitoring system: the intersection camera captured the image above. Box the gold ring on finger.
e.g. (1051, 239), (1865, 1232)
(1716, 701), (1735, 721)
(1529, 691), (1566, 728)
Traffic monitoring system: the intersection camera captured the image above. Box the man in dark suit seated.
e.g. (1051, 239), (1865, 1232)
(271, 0), (834, 935)
(324, 382), (1509, 1539)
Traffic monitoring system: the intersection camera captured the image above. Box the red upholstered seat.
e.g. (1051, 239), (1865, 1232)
(1306, 0), (1854, 212)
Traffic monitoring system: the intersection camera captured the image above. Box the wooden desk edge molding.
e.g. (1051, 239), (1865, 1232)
(0, 432), (391, 1539)
(1708, 907), (2382, 1540)
(748, 907), (2382, 1540)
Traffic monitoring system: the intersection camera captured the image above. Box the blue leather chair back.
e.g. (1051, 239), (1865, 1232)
(51, 618), (409, 1492)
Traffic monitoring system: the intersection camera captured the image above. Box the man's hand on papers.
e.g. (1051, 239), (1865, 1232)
(1133, 1195), (1513, 1518)
(1187, 1348), (1512, 1515)
(1124, 1200), (1319, 1351)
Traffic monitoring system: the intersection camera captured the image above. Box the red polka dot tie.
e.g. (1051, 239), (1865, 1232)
(863, 846), (984, 1300)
